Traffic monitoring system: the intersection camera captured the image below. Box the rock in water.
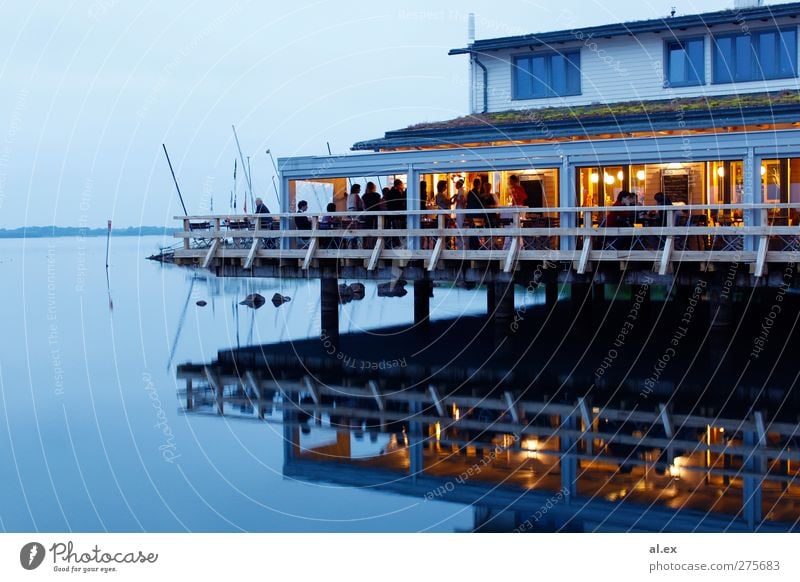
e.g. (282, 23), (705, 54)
(196, 300), (207, 307)
(271, 293), (291, 307)
(338, 284), (354, 304)
(240, 293), (266, 309)
(377, 280), (408, 298)
(349, 282), (366, 300)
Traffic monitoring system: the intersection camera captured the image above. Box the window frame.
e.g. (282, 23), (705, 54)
(712, 26), (799, 84)
(512, 49), (582, 100)
(664, 36), (706, 88)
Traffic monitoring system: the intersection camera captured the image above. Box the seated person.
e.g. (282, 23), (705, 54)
(320, 202), (338, 248)
(294, 200), (312, 248)
(294, 200), (311, 230)
(651, 192), (673, 226)
(607, 191), (634, 227)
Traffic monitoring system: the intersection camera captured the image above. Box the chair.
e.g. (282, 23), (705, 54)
(188, 221), (213, 248)
(225, 219), (252, 249)
(319, 220), (341, 249)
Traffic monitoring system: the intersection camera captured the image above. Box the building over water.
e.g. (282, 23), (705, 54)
(279, 0), (800, 239)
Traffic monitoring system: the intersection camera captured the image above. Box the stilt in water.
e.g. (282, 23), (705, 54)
(492, 280), (515, 340)
(413, 279), (432, 331)
(320, 276), (340, 352)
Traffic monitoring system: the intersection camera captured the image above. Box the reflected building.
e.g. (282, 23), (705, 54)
(178, 350), (800, 532)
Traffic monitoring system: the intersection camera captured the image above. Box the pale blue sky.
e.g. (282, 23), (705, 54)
(0, 0), (792, 227)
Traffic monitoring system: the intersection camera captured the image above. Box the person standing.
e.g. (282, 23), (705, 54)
(508, 174), (527, 207)
(435, 180), (451, 211)
(453, 178), (467, 249)
(386, 179), (406, 237)
(466, 177), (483, 250)
(254, 197), (273, 229)
(362, 181), (382, 212)
(362, 182), (382, 248)
(346, 183), (363, 212)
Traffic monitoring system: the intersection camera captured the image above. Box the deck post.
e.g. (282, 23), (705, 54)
(186, 378), (193, 410)
(546, 274), (559, 308)
(571, 282), (592, 328)
(320, 276), (339, 351)
(708, 275), (733, 328)
(408, 399), (424, 482)
(407, 164), (420, 251)
(742, 429), (763, 530)
(743, 148), (760, 253)
(492, 280), (515, 335)
(283, 405), (300, 463)
(560, 157), (576, 252)
(280, 173), (291, 250)
(413, 279), (432, 329)
(560, 412), (578, 500)
(486, 282), (497, 322)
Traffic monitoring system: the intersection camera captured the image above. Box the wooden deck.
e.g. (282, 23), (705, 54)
(169, 204), (800, 281)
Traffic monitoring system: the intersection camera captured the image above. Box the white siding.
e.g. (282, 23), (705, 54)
(472, 19), (800, 113)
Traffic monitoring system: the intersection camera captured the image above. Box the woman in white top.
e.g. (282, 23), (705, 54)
(346, 183), (363, 212)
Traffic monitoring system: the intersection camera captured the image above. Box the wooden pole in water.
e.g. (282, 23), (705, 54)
(162, 144), (188, 216)
(105, 219), (112, 268)
(320, 276), (339, 352)
(413, 280), (431, 330)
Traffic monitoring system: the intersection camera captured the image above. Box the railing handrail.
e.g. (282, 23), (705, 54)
(175, 202), (800, 221)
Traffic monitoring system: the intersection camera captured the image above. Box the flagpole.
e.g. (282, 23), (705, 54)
(232, 125), (253, 212)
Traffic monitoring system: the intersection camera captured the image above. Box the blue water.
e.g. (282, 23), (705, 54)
(0, 235), (507, 532)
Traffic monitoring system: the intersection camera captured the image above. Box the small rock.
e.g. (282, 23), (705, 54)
(349, 282), (366, 299)
(271, 293), (291, 307)
(338, 284), (354, 304)
(377, 280), (408, 298)
(240, 293), (266, 309)
(196, 300), (207, 307)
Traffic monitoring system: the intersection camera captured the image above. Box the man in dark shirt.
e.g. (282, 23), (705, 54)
(362, 182), (382, 212)
(466, 178), (483, 249)
(386, 179), (406, 230)
(254, 197), (273, 229)
(254, 197), (270, 214)
(294, 200), (311, 230)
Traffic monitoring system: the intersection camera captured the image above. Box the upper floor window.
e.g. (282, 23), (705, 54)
(513, 51), (581, 99)
(713, 28), (798, 84)
(665, 38), (705, 86)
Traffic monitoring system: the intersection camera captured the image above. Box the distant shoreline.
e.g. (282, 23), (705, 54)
(0, 226), (170, 239)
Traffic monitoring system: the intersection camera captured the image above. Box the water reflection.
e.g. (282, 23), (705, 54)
(179, 352), (800, 533)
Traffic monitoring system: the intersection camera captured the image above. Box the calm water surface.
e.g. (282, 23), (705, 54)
(0, 235), (523, 532)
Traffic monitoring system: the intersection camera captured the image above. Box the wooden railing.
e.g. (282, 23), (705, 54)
(172, 204), (800, 275)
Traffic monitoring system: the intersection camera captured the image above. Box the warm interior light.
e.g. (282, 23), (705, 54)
(636, 170), (646, 181)
(669, 455), (689, 479)
(761, 165), (767, 176)
(522, 437), (539, 460)
(616, 170), (624, 181)
(435, 422), (441, 442)
(667, 162), (683, 169)
(604, 173), (615, 185)
(452, 402), (460, 421)
(716, 166), (725, 178)
(590, 172), (599, 184)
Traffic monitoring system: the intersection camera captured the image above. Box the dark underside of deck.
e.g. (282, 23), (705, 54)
(213, 293), (800, 423)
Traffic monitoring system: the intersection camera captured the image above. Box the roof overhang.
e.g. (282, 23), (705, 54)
(449, 2), (800, 55)
(352, 91), (800, 151)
